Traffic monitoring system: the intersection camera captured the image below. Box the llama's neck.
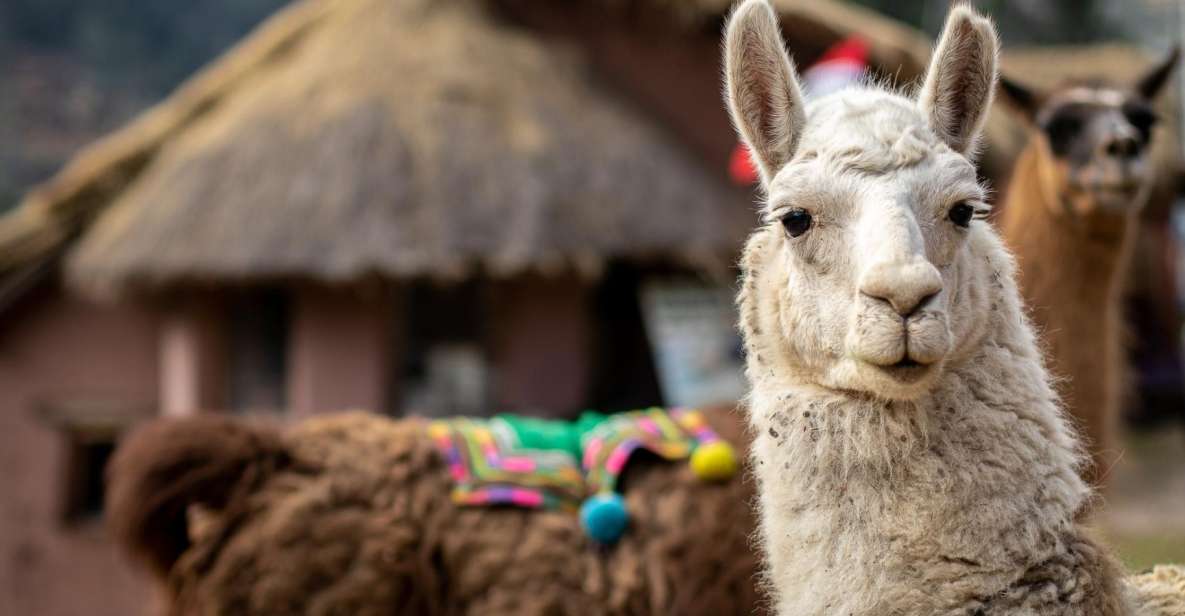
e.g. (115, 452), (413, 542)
(999, 142), (1138, 484)
(999, 143), (1137, 317)
(742, 235), (1127, 614)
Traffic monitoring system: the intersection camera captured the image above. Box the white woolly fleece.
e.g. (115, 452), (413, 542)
(725, 1), (1184, 614)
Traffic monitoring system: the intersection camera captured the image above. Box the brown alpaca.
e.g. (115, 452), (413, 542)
(106, 409), (760, 615)
(997, 49), (1179, 488)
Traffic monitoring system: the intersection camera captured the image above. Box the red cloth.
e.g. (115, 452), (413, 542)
(729, 143), (759, 185)
(816, 37), (868, 67)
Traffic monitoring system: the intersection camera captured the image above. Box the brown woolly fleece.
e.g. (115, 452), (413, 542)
(999, 142), (1136, 488)
(106, 409), (762, 616)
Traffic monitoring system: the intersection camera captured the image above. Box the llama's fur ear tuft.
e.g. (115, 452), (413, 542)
(918, 4), (999, 156)
(723, 0), (806, 188)
(1136, 45), (1181, 101)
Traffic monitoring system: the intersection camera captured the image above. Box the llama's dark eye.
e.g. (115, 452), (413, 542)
(1042, 112), (1084, 155)
(1123, 104), (1157, 141)
(948, 201), (974, 228)
(780, 209), (812, 238)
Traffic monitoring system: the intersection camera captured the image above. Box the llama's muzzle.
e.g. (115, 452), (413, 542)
(846, 288), (952, 385)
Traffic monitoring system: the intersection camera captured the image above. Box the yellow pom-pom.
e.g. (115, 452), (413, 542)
(690, 441), (738, 481)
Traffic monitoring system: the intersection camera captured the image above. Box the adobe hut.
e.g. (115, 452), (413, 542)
(1, 0), (755, 422)
(0, 1), (940, 614)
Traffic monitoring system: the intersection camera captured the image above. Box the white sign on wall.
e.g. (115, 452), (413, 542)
(640, 280), (747, 408)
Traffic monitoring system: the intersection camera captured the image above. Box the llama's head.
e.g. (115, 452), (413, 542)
(999, 49), (1179, 217)
(727, 0), (1001, 400)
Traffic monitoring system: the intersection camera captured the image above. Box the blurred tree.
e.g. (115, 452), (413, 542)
(848, 0), (926, 30)
(851, 0), (1128, 44)
(972, 0), (1123, 45)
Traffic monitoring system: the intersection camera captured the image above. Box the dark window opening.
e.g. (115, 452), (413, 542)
(228, 288), (290, 413)
(588, 264), (664, 412)
(398, 280), (490, 417)
(62, 437), (115, 524)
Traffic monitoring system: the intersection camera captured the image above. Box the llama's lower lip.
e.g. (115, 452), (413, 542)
(873, 359), (934, 383)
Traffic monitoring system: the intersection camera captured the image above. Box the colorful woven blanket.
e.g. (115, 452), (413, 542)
(426, 407), (733, 513)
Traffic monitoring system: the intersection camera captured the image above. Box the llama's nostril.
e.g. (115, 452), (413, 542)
(1105, 137), (1140, 159)
(910, 291), (939, 316)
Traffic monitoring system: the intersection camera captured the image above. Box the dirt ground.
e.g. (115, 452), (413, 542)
(1100, 425), (1185, 570)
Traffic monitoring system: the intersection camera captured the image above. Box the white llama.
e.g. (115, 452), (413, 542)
(723, 1), (1185, 614)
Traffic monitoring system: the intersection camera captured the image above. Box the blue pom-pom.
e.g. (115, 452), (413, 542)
(580, 493), (629, 544)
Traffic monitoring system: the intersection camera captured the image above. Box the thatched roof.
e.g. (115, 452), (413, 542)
(1, 0), (765, 296)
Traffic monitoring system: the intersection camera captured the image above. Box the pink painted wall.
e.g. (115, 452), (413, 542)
(0, 276), (598, 615)
(159, 297), (228, 416)
(490, 277), (591, 416)
(288, 285), (395, 416)
(0, 287), (159, 616)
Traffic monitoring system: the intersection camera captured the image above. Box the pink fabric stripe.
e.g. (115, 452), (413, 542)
(512, 489), (543, 507)
(501, 457), (536, 473)
(637, 416), (661, 436)
(583, 438), (603, 469)
(606, 443), (634, 474)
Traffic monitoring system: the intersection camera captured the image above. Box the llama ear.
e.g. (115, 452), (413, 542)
(724, 0), (806, 188)
(998, 75), (1041, 123)
(1136, 46), (1180, 100)
(918, 5), (999, 155)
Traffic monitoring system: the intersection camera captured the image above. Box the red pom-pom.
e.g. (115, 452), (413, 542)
(729, 142), (759, 185)
(816, 36), (868, 66)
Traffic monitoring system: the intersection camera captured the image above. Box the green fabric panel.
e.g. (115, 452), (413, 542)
(494, 411), (611, 459)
